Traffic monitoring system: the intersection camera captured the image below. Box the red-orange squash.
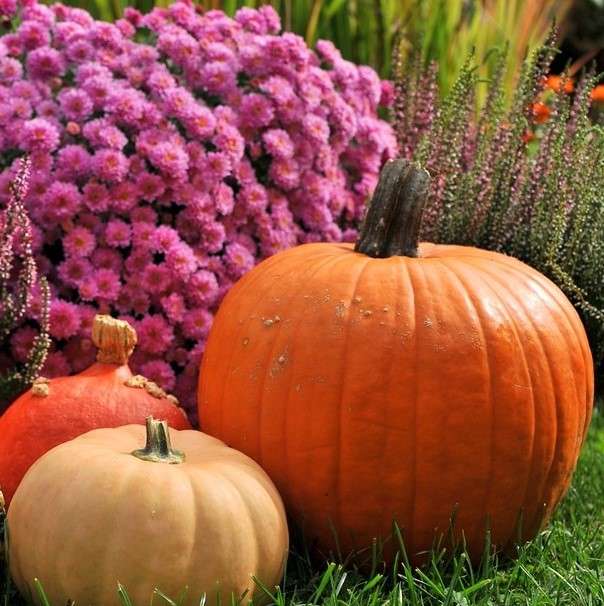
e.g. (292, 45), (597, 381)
(199, 159), (594, 563)
(0, 315), (190, 506)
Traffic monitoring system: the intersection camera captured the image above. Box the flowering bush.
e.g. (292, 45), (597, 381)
(0, 1), (396, 417)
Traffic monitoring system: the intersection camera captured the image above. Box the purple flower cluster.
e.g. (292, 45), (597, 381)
(0, 0), (396, 417)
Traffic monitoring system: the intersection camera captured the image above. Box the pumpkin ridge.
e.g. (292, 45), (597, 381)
(332, 256), (373, 550)
(509, 261), (593, 443)
(481, 258), (590, 444)
(373, 259), (405, 538)
(177, 465), (198, 594)
(208, 250), (307, 440)
(388, 257), (414, 544)
(435, 258), (496, 549)
(470, 255), (591, 400)
(255, 252), (344, 484)
(216, 468), (262, 591)
(474, 260), (572, 538)
(288, 254), (358, 536)
(508, 286), (569, 539)
(401, 258), (419, 555)
(392, 256), (418, 554)
(444, 258), (539, 545)
(292, 252), (358, 539)
(97, 454), (139, 606)
(52, 448), (112, 601)
(268, 252), (353, 540)
(406, 259), (429, 557)
(479, 260), (590, 512)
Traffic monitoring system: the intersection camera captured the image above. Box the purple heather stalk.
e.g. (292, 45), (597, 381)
(0, 157), (35, 313)
(0, 154), (51, 409)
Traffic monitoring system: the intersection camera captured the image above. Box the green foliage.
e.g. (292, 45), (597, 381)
(395, 33), (604, 374)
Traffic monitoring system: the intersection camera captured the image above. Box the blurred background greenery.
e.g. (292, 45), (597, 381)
(41, 0), (604, 99)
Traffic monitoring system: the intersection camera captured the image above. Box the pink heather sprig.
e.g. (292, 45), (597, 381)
(0, 155), (50, 410)
(0, 0), (396, 418)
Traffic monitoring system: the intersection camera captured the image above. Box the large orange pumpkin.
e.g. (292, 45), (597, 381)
(0, 315), (190, 506)
(199, 159), (594, 562)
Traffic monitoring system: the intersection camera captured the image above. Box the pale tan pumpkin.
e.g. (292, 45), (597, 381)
(8, 418), (288, 606)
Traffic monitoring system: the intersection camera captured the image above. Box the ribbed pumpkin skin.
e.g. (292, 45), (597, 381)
(199, 242), (594, 562)
(0, 363), (191, 506)
(8, 425), (288, 606)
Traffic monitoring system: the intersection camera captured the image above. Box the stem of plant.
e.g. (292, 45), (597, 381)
(354, 159), (431, 259)
(92, 315), (137, 366)
(131, 416), (185, 464)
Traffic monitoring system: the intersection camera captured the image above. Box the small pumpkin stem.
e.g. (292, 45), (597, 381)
(355, 159), (431, 258)
(131, 417), (185, 464)
(92, 315), (137, 365)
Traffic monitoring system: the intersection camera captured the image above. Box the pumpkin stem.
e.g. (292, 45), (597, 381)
(92, 315), (137, 365)
(131, 416), (185, 464)
(354, 159), (431, 258)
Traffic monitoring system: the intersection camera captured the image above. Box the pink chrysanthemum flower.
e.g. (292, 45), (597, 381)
(58, 257), (92, 287)
(82, 181), (109, 212)
(161, 292), (186, 324)
(0, 0), (18, 18)
(43, 182), (82, 220)
(49, 299), (82, 340)
(22, 118), (59, 152)
(78, 278), (98, 302)
(116, 283), (149, 315)
(63, 226), (95, 258)
(239, 93), (274, 128)
(104, 219), (131, 248)
(147, 141), (189, 179)
(303, 114), (330, 143)
(188, 270), (219, 306)
(26, 46), (65, 80)
(165, 241), (197, 279)
(110, 182), (138, 213)
(262, 128), (294, 159)
(153, 225), (180, 253)
(91, 248), (122, 272)
(182, 307), (213, 340)
(58, 89), (93, 121)
(136, 172), (165, 201)
(93, 268), (120, 301)
(93, 148), (129, 183)
(141, 263), (172, 294)
(224, 242), (255, 279)
(137, 314), (172, 355)
(56, 145), (92, 180)
(0, 57), (23, 82)
(198, 61), (237, 95)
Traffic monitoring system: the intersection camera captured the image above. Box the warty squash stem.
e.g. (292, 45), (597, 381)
(131, 416), (185, 464)
(354, 158), (431, 258)
(92, 315), (137, 365)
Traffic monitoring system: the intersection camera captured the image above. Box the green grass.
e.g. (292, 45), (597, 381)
(1, 407), (603, 606)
